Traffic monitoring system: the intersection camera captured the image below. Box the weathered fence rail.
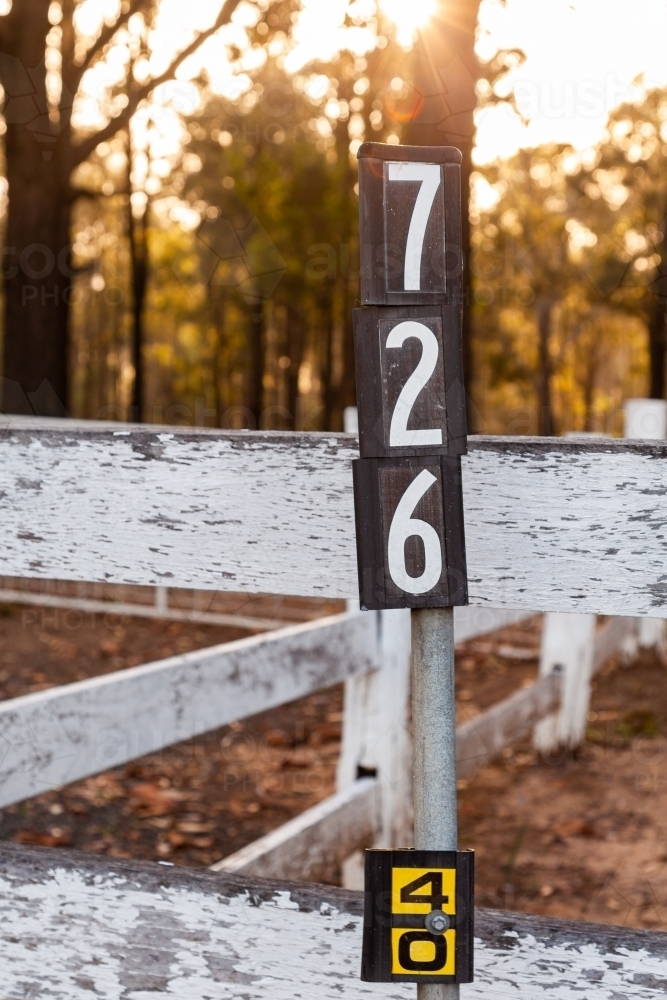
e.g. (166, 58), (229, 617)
(212, 776), (380, 882)
(0, 611), (375, 809)
(0, 583), (287, 631)
(1, 843), (665, 999)
(3, 418), (667, 615)
(0, 595), (640, 882)
(457, 668), (561, 779)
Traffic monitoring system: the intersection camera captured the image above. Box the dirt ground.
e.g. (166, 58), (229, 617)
(459, 639), (667, 931)
(0, 601), (344, 868)
(2, 600), (667, 931)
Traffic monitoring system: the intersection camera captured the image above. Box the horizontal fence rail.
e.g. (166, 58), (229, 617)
(0, 605), (641, 813)
(457, 671), (561, 780)
(0, 612), (376, 809)
(213, 777), (380, 883)
(0, 586), (287, 631)
(1, 419), (667, 615)
(0, 606), (531, 813)
(2, 843), (665, 1000)
(208, 616), (639, 880)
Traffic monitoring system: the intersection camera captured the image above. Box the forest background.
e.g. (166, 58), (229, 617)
(1, 0), (666, 437)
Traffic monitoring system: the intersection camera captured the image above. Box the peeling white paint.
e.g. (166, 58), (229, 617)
(0, 422), (359, 599)
(0, 859), (666, 999)
(473, 932), (667, 998)
(1, 423), (667, 615)
(0, 612), (377, 810)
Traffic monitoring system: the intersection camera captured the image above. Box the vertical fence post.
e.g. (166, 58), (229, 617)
(155, 586), (168, 616)
(624, 399), (667, 659)
(533, 612), (596, 753)
(411, 606), (459, 1000)
(337, 606), (412, 888)
(341, 402), (413, 887)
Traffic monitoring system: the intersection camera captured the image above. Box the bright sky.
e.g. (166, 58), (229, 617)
(475, 0), (667, 163)
(143, 0), (667, 164)
(62, 0), (667, 189)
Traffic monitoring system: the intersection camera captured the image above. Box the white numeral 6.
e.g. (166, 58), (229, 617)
(387, 469), (442, 594)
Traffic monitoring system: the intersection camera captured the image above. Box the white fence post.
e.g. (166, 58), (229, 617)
(637, 616), (664, 653)
(337, 607), (412, 888)
(533, 612), (596, 752)
(623, 397), (667, 439)
(155, 585), (168, 615)
(624, 398), (667, 657)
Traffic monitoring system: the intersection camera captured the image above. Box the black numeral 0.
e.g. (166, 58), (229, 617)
(398, 931), (448, 972)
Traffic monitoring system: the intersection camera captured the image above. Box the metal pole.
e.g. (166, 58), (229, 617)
(411, 606), (459, 1000)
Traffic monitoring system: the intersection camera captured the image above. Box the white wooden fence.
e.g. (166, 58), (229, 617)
(0, 416), (658, 881)
(4, 418), (667, 613)
(1, 416), (666, 997)
(3, 842), (665, 1000)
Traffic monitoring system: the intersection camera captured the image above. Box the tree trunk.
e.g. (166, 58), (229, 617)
(582, 359), (596, 432)
(2, 172), (72, 415)
(580, 317), (599, 432)
(207, 286), (225, 422)
(322, 299), (336, 431)
(246, 303), (264, 428)
(339, 303), (355, 417)
(334, 127), (357, 425)
(286, 305), (306, 430)
(128, 192), (149, 422)
(537, 297), (555, 436)
(402, 0), (483, 434)
(648, 295), (666, 400)
(0, 0), (74, 415)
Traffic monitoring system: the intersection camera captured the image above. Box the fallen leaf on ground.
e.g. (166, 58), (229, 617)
(15, 828), (72, 847)
(99, 640), (121, 657)
(177, 821), (214, 834)
(192, 836), (214, 848)
(552, 819), (596, 839)
(130, 782), (186, 816)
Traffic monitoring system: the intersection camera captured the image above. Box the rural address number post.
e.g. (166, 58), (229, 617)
(352, 143), (473, 996)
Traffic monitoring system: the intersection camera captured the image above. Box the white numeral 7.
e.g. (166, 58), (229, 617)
(387, 162), (441, 291)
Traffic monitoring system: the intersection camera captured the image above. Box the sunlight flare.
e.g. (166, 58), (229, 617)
(380, 0), (438, 46)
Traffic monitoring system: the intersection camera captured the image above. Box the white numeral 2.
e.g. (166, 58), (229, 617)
(388, 469), (443, 594)
(387, 162), (441, 290)
(387, 321), (442, 447)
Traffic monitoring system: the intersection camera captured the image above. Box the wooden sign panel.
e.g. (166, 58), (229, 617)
(361, 849), (474, 984)
(353, 305), (466, 458)
(353, 455), (467, 611)
(352, 139), (468, 612)
(358, 143), (462, 307)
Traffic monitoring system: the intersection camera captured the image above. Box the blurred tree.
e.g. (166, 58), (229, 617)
(474, 146), (580, 434)
(2, 0), (493, 425)
(0, 0), (245, 414)
(127, 134), (149, 421)
(472, 141), (648, 435)
(574, 89), (667, 399)
(173, 11), (413, 430)
(402, 0), (521, 430)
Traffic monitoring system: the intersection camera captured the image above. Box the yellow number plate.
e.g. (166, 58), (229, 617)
(391, 867), (456, 914)
(391, 928), (456, 976)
